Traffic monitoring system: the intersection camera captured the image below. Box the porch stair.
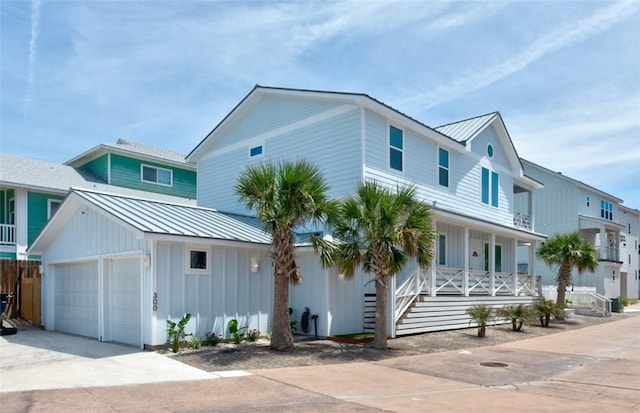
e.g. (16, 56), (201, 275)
(394, 295), (540, 336)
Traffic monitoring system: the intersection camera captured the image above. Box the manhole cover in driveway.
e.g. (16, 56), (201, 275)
(480, 362), (509, 368)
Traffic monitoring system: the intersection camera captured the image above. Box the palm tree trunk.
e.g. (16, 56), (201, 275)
(270, 231), (295, 351)
(556, 263), (572, 307)
(374, 277), (388, 350)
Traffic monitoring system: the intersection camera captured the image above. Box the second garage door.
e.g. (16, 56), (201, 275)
(104, 257), (142, 347)
(53, 261), (99, 339)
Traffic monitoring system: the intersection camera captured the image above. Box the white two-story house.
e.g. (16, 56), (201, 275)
(30, 86), (547, 349)
(522, 159), (628, 298)
(619, 205), (640, 299)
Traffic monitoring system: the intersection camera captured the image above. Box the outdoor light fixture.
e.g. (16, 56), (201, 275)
(251, 257), (259, 273)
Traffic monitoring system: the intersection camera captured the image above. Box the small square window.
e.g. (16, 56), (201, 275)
(48, 199), (62, 219)
(190, 250), (207, 270)
(250, 145), (263, 158)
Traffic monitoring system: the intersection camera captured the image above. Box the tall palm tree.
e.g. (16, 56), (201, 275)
(537, 232), (599, 307)
(236, 160), (337, 351)
(314, 181), (435, 350)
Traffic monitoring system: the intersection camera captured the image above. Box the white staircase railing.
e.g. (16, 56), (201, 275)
(0, 224), (16, 245)
(567, 292), (611, 316)
(395, 267), (428, 322)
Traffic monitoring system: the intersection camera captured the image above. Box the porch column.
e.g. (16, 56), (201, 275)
(430, 243), (437, 297)
(389, 274), (397, 338)
(490, 234), (496, 296)
(529, 241), (538, 295)
(463, 227), (469, 296)
(15, 188), (28, 260)
(528, 191), (534, 231)
(513, 239), (519, 296)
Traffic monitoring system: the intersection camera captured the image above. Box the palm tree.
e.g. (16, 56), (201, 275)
(537, 232), (599, 307)
(235, 160), (337, 351)
(314, 181), (435, 350)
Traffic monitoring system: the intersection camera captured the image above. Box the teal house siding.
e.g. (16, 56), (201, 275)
(77, 154), (109, 181)
(27, 192), (64, 245)
(109, 154), (196, 198)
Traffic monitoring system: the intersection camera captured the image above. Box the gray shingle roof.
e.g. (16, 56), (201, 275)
(435, 112), (497, 143)
(73, 189), (271, 244)
(110, 139), (188, 164)
(0, 153), (196, 205)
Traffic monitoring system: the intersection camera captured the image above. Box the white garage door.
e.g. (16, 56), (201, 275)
(53, 261), (99, 338)
(105, 257), (141, 347)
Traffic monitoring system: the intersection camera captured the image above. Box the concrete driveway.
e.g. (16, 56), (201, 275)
(0, 327), (224, 393)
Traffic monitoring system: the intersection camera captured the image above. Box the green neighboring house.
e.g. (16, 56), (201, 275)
(0, 139), (196, 261)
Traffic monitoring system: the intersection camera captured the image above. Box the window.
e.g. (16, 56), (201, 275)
(8, 198), (15, 225)
(389, 125), (403, 172)
(484, 243), (502, 272)
(586, 196), (590, 207)
(629, 223), (631, 234)
(141, 164), (173, 186)
(189, 249), (208, 271)
(48, 199), (62, 219)
(438, 148), (449, 187)
(487, 144), (494, 158)
(481, 168), (499, 207)
(249, 145), (263, 158)
(437, 234), (447, 266)
(600, 200), (613, 221)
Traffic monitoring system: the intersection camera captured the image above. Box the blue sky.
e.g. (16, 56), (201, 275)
(1, 0), (639, 208)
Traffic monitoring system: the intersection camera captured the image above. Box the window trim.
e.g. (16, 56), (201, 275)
(47, 199), (62, 219)
(141, 164), (173, 187)
(438, 147), (449, 188)
(484, 242), (502, 272)
(586, 195), (590, 207)
(186, 247), (210, 274)
(481, 167), (499, 207)
(600, 200), (613, 221)
(388, 124), (404, 173)
(486, 143), (494, 159)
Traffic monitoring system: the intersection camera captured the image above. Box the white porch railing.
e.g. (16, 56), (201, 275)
(0, 224), (15, 245)
(394, 266), (541, 322)
(567, 292), (611, 316)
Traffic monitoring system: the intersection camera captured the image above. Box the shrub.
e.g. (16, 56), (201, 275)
(534, 298), (562, 327)
(205, 332), (220, 346)
(246, 329), (261, 342)
(466, 304), (493, 337)
(166, 313), (192, 353)
(228, 318), (247, 344)
(190, 335), (202, 349)
(497, 304), (534, 332)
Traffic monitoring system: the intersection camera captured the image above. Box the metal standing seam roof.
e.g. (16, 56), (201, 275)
(74, 189), (271, 244)
(435, 112), (497, 143)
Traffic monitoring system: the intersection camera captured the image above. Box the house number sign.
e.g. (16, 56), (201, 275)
(153, 292), (158, 312)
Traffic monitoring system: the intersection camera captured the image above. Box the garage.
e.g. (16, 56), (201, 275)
(103, 256), (142, 347)
(53, 260), (99, 339)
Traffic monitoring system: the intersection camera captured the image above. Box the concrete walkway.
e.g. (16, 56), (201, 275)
(1, 307), (639, 412)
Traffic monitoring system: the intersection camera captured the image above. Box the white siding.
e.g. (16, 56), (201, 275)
(42, 208), (146, 262)
(154, 241), (272, 344)
(198, 105), (362, 213)
(469, 125), (510, 168)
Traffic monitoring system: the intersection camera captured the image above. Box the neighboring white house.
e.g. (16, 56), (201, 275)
(619, 205), (640, 299)
(30, 86), (549, 348)
(521, 159), (627, 298)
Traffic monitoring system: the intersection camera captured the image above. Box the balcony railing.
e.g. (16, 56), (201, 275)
(602, 246), (619, 262)
(513, 212), (531, 230)
(0, 224), (16, 245)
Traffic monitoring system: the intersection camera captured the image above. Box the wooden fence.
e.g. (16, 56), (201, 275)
(0, 260), (41, 326)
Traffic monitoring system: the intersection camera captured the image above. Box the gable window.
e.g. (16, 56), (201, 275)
(438, 148), (449, 187)
(600, 200), (613, 221)
(586, 196), (590, 207)
(389, 125), (403, 172)
(487, 144), (494, 158)
(481, 168), (499, 207)
(188, 249), (208, 272)
(437, 234), (447, 266)
(249, 144), (263, 158)
(142, 164), (173, 186)
(47, 199), (62, 219)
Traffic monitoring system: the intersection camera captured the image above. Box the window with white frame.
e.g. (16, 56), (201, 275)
(141, 164), (173, 186)
(438, 148), (449, 187)
(47, 199), (62, 219)
(389, 125), (403, 172)
(481, 167), (499, 207)
(586, 196), (590, 207)
(600, 200), (613, 221)
(249, 144), (263, 158)
(187, 248), (209, 272)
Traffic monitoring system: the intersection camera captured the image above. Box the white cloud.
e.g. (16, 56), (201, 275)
(23, 0), (41, 122)
(398, 0), (640, 112)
